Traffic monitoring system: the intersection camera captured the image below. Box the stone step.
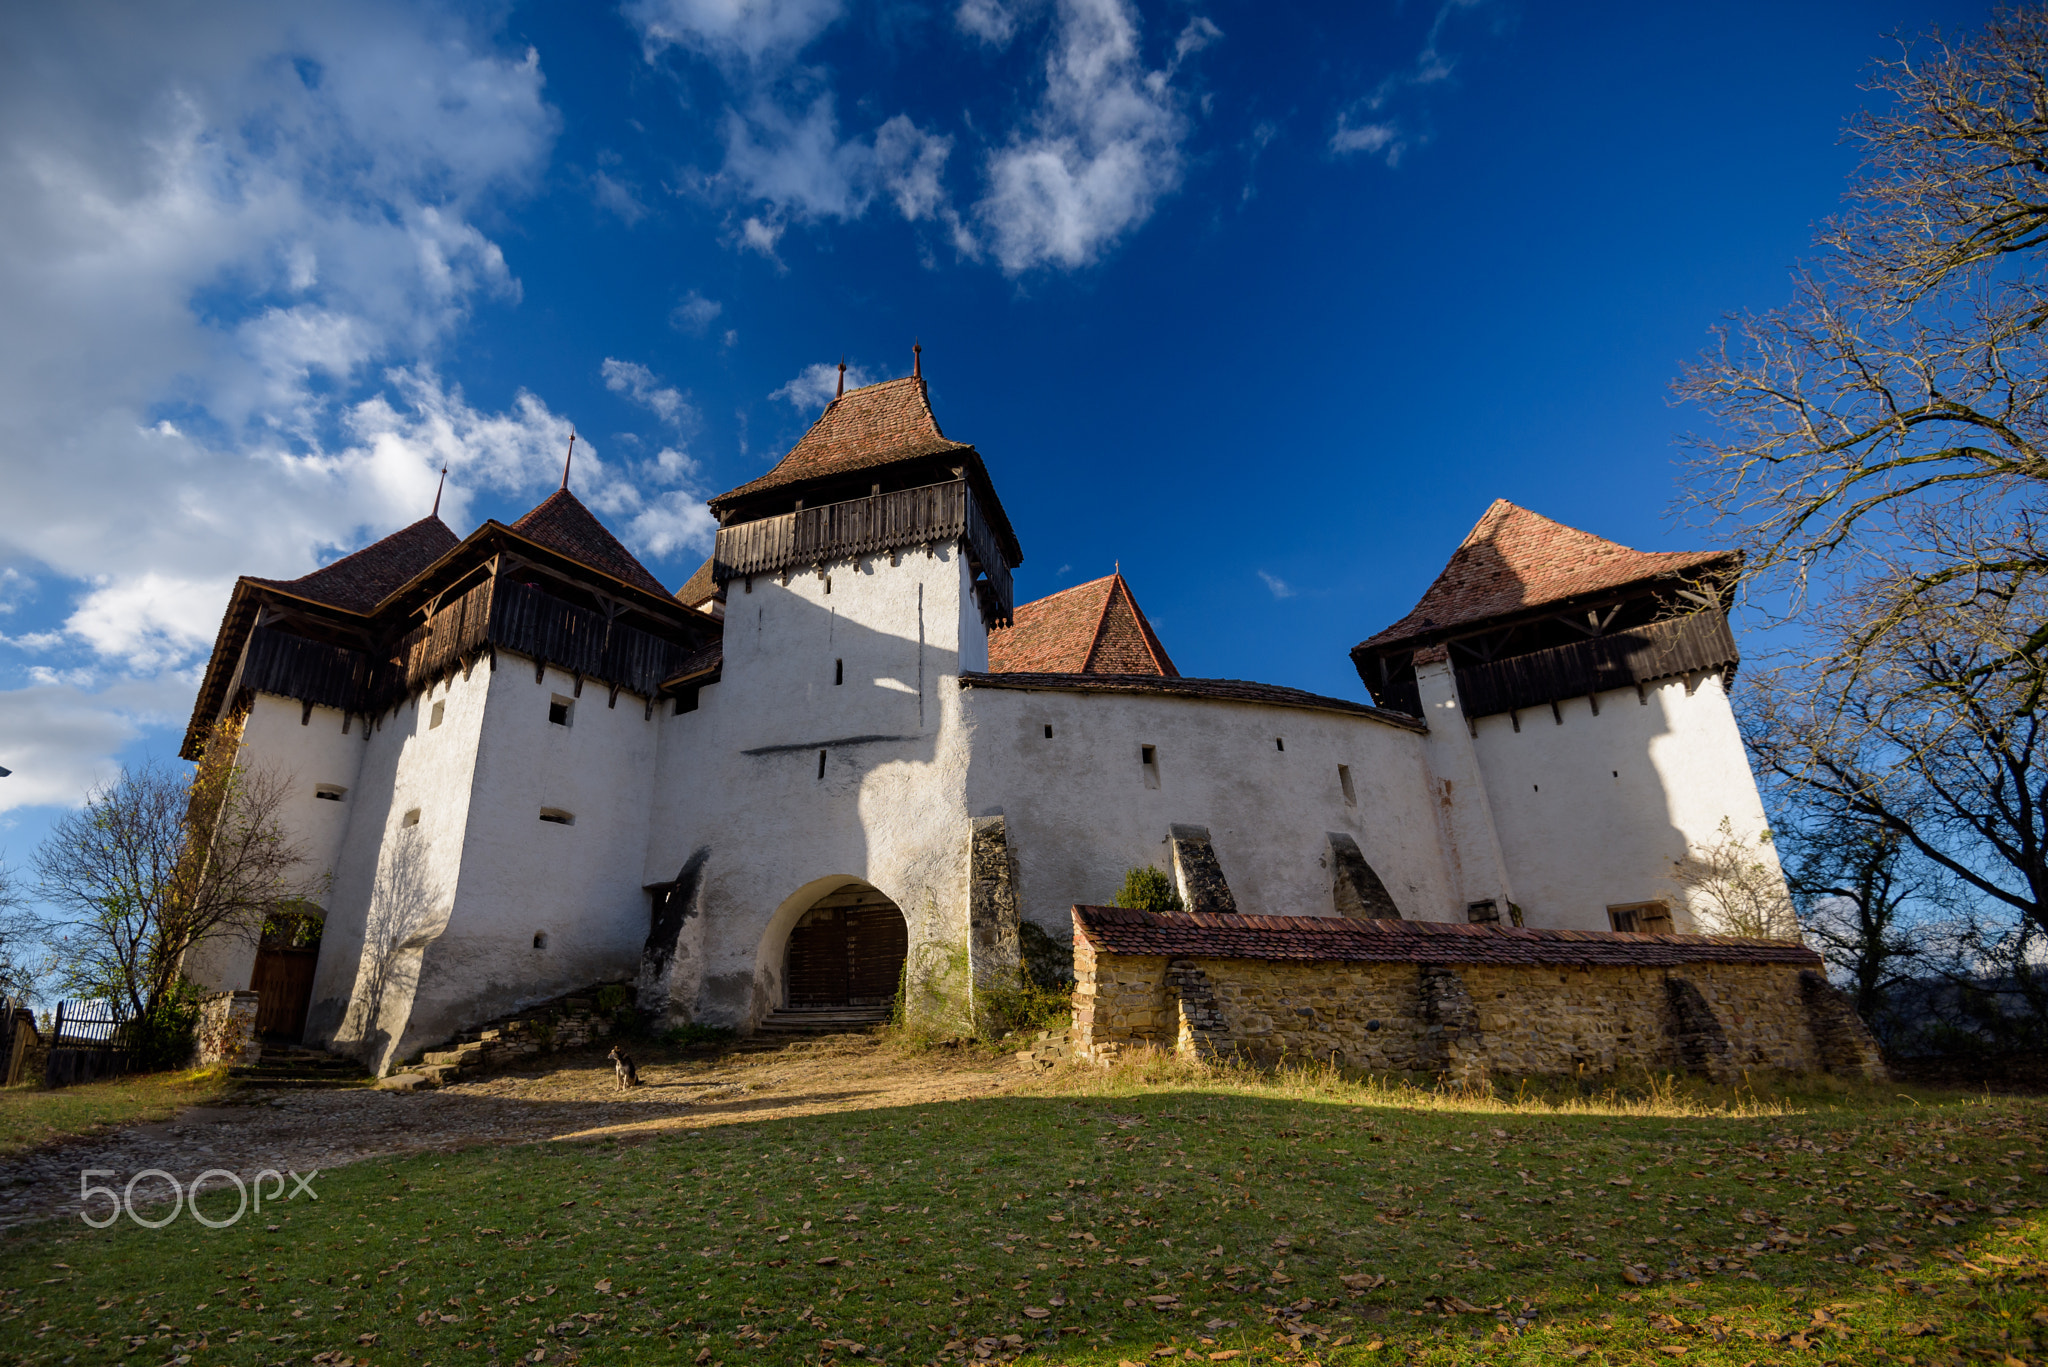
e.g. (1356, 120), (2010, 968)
(754, 1008), (891, 1036)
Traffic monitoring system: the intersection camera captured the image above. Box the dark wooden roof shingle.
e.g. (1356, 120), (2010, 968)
(1072, 905), (1819, 969)
(247, 515), (459, 613)
(511, 490), (671, 598)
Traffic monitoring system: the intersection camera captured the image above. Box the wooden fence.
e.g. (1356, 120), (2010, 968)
(44, 999), (136, 1088)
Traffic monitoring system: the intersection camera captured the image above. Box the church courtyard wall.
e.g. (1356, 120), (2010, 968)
(1071, 906), (1884, 1084)
(960, 685), (1460, 938)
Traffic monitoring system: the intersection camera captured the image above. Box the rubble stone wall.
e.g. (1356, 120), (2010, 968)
(1073, 937), (1882, 1081)
(191, 990), (262, 1069)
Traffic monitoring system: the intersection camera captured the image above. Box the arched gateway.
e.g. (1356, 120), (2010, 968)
(783, 882), (909, 1012)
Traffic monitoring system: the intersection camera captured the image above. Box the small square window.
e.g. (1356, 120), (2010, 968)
(401, 808), (421, 828)
(548, 695), (573, 727)
(1607, 901), (1673, 934)
(430, 700), (446, 729)
(315, 784), (347, 803)
(532, 932), (549, 950)
(1466, 899), (1501, 925)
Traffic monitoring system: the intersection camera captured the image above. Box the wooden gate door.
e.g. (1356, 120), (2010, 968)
(252, 948), (319, 1041)
(784, 884), (909, 1009)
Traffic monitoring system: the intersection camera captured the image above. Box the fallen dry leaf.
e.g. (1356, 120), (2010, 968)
(592, 1279), (612, 1294)
(1621, 1267), (1653, 1287)
(1022, 1308), (1050, 1320)
(1563, 1348), (1592, 1361)
(1207, 1353), (1241, 1362)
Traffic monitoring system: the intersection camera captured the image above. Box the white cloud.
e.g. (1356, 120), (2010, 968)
(739, 214), (785, 262)
(772, 361), (873, 412)
(1330, 0), (1488, 166)
(602, 358), (698, 429)
(718, 96), (956, 228)
(592, 169), (650, 224)
(625, 0), (846, 68)
(0, 2), (557, 677)
(957, 0), (1022, 48)
(975, 0), (1218, 274)
(0, 676), (192, 814)
(1257, 570), (1296, 600)
(671, 289), (724, 332)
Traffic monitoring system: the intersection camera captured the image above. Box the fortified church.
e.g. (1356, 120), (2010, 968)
(183, 361), (1789, 1075)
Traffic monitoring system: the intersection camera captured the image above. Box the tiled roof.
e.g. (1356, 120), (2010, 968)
(1072, 906), (1820, 969)
(960, 672), (1426, 731)
(511, 490), (671, 598)
(710, 377), (971, 509)
(248, 516), (459, 613)
(1359, 500), (1735, 653)
(987, 574), (1177, 676)
(676, 556), (719, 608)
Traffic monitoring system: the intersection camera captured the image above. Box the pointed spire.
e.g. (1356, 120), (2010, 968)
(431, 464), (449, 519)
(836, 359), (846, 399)
(560, 433), (576, 491)
(913, 340), (922, 379)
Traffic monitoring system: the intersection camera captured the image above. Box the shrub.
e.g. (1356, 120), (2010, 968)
(1019, 921), (1074, 990)
(1112, 866), (1182, 913)
(595, 984), (630, 1012)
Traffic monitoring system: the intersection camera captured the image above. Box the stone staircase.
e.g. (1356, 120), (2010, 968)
(229, 1045), (374, 1090)
(400, 989), (625, 1086)
(748, 1006), (892, 1043)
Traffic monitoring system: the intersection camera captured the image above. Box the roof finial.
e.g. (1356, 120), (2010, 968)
(431, 464), (449, 519)
(913, 339), (922, 379)
(560, 433), (576, 491)
(836, 358), (846, 399)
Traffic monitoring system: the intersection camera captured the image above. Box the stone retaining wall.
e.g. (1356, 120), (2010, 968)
(191, 990), (262, 1069)
(1071, 906), (1884, 1084)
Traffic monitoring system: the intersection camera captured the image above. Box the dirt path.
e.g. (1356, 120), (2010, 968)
(0, 1035), (1017, 1231)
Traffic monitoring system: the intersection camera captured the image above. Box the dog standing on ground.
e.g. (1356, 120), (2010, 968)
(607, 1044), (640, 1089)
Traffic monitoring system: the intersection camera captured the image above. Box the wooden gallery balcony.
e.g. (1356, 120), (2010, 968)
(710, 479), (1015, 626)
(232, 577), (701, 722)
(1454, 609), (1740, 719)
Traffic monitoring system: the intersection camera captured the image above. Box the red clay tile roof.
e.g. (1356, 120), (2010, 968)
(511, 490), (670, 598)
(676, 556), (720, 607)
(247, 516), (459, 613)
(712, 377), (970, 508)
(961, 672), (1426, 731)
(1359, 500), (1735, 653)
(988, 574), (1177, 676)
(1072, 906), (1819, 969)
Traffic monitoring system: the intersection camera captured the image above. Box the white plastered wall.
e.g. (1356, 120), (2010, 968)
(307, 664), (489, 1068)
(1470, 670), (1784, 931)
(960, 687), (1461, 931)
(641, 543), (986, 1030)
(181, 691), (367, 993)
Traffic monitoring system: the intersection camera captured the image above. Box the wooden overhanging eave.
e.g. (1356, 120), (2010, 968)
(182, 578), (385, 760)
(658, 659), (723, 693)
(1350, 555), (1742, 667)
(367, 522), (710, 633)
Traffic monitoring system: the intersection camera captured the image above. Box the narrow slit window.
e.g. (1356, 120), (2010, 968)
(429, 700), (446, 729)
(548, 695), (573, 727)
(401, 808), (421, 828)
(824, 575), (832, 594)
(1140, 744), (1160, 790)
(538, 808), (575, 826)
(817, 749), (828, 780)
(834, 658), (844, 686)
(1337, 764), (1356, 808)
(1275, 737), (1285, 752)
(1043, 724), (1053, 739)
(315, 784), (347, 803)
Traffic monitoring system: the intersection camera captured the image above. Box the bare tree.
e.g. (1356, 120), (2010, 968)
(1669, 817), (1800, 939)
(1778, 811), (1948, 1021)
(0, 856), (35, 1003)
(32, 718), (318, 1026)
(1677, 8), (2048, 679)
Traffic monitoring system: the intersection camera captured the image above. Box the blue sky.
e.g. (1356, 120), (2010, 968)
(0, 0), (1992, 868)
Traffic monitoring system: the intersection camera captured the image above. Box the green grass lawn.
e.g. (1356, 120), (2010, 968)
(0, 1059), (2042, 1366)
(0, 1068), (230, 1159)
